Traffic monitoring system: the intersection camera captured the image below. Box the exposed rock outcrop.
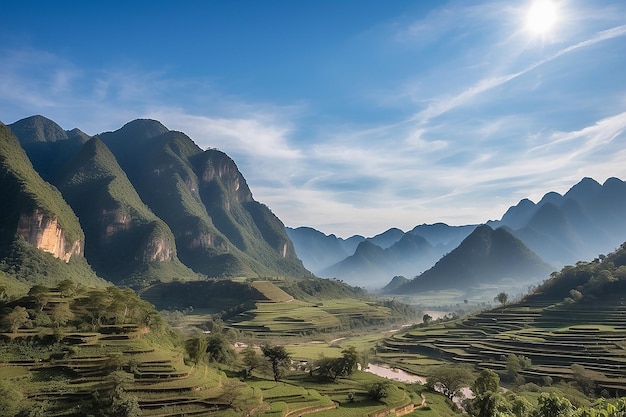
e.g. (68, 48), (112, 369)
(16, 209), (83, 262)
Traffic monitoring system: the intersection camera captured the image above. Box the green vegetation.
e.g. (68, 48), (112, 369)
(0, 238), (107, 296)
(55, 137), (198, 286)
(0, 123), (84, 249)
(381, 242), (626, 399)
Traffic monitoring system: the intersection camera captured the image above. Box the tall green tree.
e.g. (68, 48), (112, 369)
(4, 306), (30, 333)
(185, 335), (209, 365)
(494, 292), (508, 306)
(206, 333), (235, 364)
(536, 392), (573, 417)
(28, 284), (50, 311)
(0, 380), (23, 416)
(472, 369), (500, 395)
(241, 346), (264, 377)
(261, 344), (291, 382)
(426, 365), (474, 400)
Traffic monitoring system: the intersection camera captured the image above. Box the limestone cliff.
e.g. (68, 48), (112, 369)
(0, 123), (85, 265)
(16, 209), (83, 262)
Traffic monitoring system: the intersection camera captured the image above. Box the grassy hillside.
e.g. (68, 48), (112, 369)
(381, 242), (626, 397)
(0, 285), (263, 416)
(142, 278), (420, 340)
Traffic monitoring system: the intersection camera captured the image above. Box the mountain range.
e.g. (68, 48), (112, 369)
(288, 177), (626, 290)
(3, 115), (626, 297)
(0, 115), (311, 292)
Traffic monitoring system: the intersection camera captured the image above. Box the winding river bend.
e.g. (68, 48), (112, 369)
(364, 363), (426, 384)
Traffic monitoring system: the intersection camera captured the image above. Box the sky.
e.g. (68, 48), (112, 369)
(1, 0), (626, 238)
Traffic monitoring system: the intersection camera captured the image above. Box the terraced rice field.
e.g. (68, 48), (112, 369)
(382, 299), (626, 395)
(229, 298), (397, 338)
(0, 325), (245, 416)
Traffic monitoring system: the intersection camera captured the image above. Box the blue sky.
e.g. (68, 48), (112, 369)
(1, 0), (626, 238)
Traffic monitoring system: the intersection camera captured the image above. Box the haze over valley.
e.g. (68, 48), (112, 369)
(2, 1), (626, 416)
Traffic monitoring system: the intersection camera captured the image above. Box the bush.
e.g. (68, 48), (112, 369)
(367, 381), (392, 401)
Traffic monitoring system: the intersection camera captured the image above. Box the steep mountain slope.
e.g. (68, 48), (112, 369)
(408, 223), (477, 250)
(366, 227), (404, 248)
(321, 233), (439, 287)
(0, 123), (106, 294)
(9, 115), (89, 182)
(99, 119), (310, 279)
(56, 137), (195, 285)
(285, 227), (351, 274)
(495, 177), (626, 265)
(391, 225), (553, 294)
(5, 115), (311, 287)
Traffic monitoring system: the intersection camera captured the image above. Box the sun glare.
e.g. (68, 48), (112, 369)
(526, 0), (559, 35)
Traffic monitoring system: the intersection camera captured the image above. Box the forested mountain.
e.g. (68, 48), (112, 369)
(389, 225), (554, 294)
(55, 137), (194, 285)
(0, 123), (106, 294)
(1, 115), (311, 291)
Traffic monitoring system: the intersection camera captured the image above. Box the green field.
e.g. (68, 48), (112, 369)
(381, 297), (626, 395)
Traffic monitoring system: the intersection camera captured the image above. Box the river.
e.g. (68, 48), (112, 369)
(363, 363), (426, 384)
(364, 363), (473, 409)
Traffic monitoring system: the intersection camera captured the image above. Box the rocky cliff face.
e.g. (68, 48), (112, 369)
(16, 209), (83, 262)
(141, 229), (175, 262)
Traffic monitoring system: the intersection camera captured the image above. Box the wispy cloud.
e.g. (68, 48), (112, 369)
(411, 24), (626, 124)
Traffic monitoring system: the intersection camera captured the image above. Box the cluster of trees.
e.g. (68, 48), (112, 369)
(184, 329), (364, 385)
(532, 243), (626, 304)
(311, 346), (359, 381)
(1, 283), (163, 334)
(467, 369), (626, 417)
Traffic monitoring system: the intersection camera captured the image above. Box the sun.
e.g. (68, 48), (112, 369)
(526, 0), (559, 36)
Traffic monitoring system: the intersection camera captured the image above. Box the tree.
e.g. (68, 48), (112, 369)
(261, 344), (291, 382)
(185, 335), (209, 365)
(422, 313), (433, 326)
(72, 290), (111, 330)
(507, 392), (532, 417)
(506, 354), (522, 381)
(494, 292), (508, 306)
(472, 369), (500, 396)
(571, 364), (598, 395)
(426, 365), (474, 400)
(314, 346), (359, 381)
(367, 381), (392, 401)
(241, 346), (264, 378)
(110, 386), (141, 417)
(49, 303), (74, 328)
(469, 391), (510, 417)
(0, 380), (23, 416)
(28, 284), (50, 311)
(536, 392), (572, 417)
(57, 279), (76, 297)
(469, 370), (506, 417)
(206, 333), (236, 364)
(337, 346), (359, 376)
(315, 357), (342, 381)
(4, 306), (30, 333)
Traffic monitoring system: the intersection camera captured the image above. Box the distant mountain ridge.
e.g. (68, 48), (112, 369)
(289, 177), (626, 289)
(321, 233), (439, 287)
(2, 115), (311, 290)
(389, 225), (554, 294)
(491, 177), (626, 266)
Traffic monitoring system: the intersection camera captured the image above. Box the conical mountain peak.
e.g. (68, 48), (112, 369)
(115, 118), (169, 139)
(9, 115), (68, 144)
